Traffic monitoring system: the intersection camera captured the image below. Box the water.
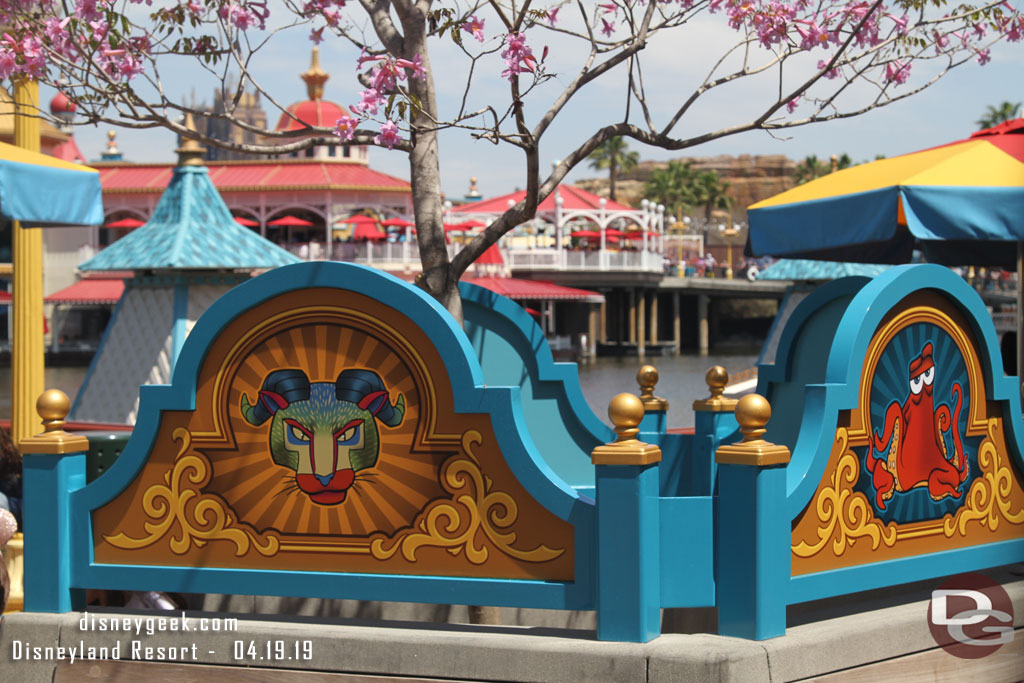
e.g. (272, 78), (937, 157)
(1, 352), (758, 430)
(577, 353), (759, 429)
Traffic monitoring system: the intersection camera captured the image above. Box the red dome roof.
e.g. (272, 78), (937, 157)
(275, 99), (350, 132)
(50, 91), (76, 115)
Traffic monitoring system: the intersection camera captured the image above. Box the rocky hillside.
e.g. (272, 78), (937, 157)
(575, 154), (797, 222)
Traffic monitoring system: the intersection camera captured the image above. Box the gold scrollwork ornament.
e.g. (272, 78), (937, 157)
(104, 428), (279, 557)
(792, 428), (898, 559)
(944, 418), (1024, 537)
(369, 430), (565, 565)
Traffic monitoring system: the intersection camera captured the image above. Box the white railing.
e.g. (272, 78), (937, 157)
(282, 241), (665, 273)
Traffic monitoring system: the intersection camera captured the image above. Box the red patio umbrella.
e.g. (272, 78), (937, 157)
(625, 230), (658, 238)
(340, 214), (380, 226)
(268, 215), (315, 227)
(233, 216), (259, 227)
(381, 217), (414, 228)
(454, 219), (487, 229)
(475, 244), (504, 265)
(352, 222), (387, 241)
(104, 217), (144, 228)
(570, 230), (601, 239)
(604, 228), (626, 237)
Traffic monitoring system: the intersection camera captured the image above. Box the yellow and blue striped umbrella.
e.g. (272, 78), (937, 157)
(0, 140), (103, 226)
(748, 119), (1024, 267)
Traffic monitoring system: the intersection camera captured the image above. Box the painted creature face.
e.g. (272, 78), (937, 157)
(271, 384), (377, 504)
(241, 369), (405, 506)
(908, 342), (936, 404)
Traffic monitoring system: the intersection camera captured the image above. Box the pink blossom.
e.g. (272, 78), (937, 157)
(976, 48), (991, 65)
(402, 54), (426, 81)
(795, 19), (830, 50)
(786, 97), (799, 114)
(547, 8), (560, 26)
(973, 22), (987, 38)
(601, 19), (616, 36)
(310, 26), (325, 44)
(816, 59), (840, 79)
(462, 15), (485, 43)
(599, 3), (619, 15)
(0, 48), (17, 80)
(374, 120), (402, 150)
(887, 14), (909, 36)
(187, 1), (203, 17)
(1007, 20), (1022, 42)
(885, 59), (911, 85)
(500, 32), (536, 81)
(74, 0), (105, 23)
(352, 88), (383, 116)
(334, 115), (357, 141)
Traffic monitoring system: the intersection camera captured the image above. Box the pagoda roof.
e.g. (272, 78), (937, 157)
(756, 259), (892, 281)
(96, 159), (411, 194)
(452, 183), (635, 215)
(80, 164), (301, 271)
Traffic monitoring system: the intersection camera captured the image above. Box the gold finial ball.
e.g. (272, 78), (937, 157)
(37, 389), (71, 422)
(107, 130), (116, 140)
(608, 392), (645, 429)
(735, 393), (771, 432)
(636, 364), (658, 388)
(706, 366), (729, 390)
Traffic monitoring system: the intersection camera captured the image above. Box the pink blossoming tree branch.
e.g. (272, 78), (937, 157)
(0, 0), (1019, 321)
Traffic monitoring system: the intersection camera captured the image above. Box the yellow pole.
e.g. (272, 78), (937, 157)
(11, 76), (44, 447)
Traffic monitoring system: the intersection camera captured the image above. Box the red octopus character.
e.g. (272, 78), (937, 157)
(865, 342), (969, 510)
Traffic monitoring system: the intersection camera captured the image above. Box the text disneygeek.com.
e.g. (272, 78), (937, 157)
(6, 612), (311, 664)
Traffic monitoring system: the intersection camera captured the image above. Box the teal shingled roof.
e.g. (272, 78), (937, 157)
(756, 258), (892, 281)
(80, 165), (300, 271)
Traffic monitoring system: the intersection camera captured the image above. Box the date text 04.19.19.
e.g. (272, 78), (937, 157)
(233, 640), (313, 661)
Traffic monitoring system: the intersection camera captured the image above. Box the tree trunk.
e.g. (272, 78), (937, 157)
(402, 17), (463, 326)
(608, 160), (618, 202)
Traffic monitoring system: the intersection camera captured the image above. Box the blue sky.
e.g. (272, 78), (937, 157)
(48, 13), (1023, 204)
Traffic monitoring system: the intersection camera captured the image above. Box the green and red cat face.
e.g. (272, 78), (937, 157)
(241, 369), (405, 505)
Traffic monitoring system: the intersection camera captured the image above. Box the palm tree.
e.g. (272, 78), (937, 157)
(691, 170), (732, 223)
(794, 153), (853, 184)
(976, 101), (1022, 130)
(794, 154), (828, 184)
(643, 160), (696, 223)
(588, 136), (640, 201)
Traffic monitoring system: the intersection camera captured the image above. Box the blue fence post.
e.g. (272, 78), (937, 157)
(20, 389), (89, 613)
(592, 392), (662, 643)
(715, 393), (791, 640)
(692, 366), (739, 495)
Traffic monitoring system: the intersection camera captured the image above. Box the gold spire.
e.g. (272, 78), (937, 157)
(175, 113), (206, 166)
(636, 365), (669, 412)
(590, 393), (662, 466)
(19, 389), (89, 455)
(692, 365), (738, 412)
(714, 394), (791, 466)
(301, 47), (329, 101)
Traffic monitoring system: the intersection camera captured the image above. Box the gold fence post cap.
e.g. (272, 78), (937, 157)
(19, 389), (90, 455)
(715, 393), (790, 466)
(636, 364), (669, 412)
(591, 393), (662, 466)
(693, 365), (738, 412)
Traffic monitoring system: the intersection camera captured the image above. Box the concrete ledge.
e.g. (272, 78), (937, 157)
(2, 576), (1022, 683)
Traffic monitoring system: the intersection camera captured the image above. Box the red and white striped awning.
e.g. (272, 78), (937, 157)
(45, 278), (125, 305)
(464, 277), (603, 303)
